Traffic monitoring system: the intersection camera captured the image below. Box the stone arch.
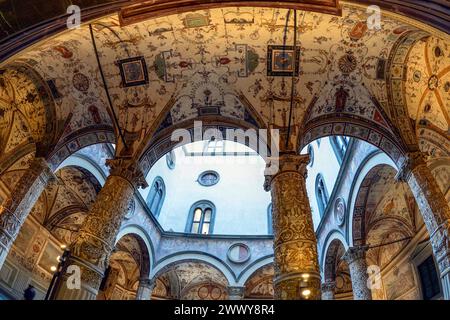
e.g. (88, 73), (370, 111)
(347, 151), (397, 246)
(139, 115), (270, 176)
(350, 163), (398, 246)
(320, 231), (349, 277)
(151, 252), (235, 286)
(48, 126), (116, 170)
(113, 230), (152, 280)
(385, 30), (430, 150)
(242, 262), (274, 299)
(323, 238), (347, 283)
(116, 225), (155, 278)
(322, 236), (353, 298)
(237, 255), (274, 286)
(299, 116), (404, 165)
(57, 153), (108, 186)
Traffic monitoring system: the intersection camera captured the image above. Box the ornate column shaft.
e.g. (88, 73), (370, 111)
(321, 281), (336, 300)
(0, 157), (55, 269)
(53, 159), (148, 300)
(136, 278), (155, 300)
(227, 286), (245, 300)
(396, 151), (450, 300)
(342, 246), (372, 300)
(264, 153), (321, 300)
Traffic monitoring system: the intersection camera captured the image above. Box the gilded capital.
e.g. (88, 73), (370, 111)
(264, 153), (309, 190)
(106, 158), (148, 190)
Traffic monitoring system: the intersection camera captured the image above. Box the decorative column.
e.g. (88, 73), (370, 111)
(321, 281), (336, 300)
(53, 159), (148, 300)
(342, 246), (372, 300)
(264, 153), (321, 300)
(136, 278), (155, 300)
(227, 286), (245, 300)
(0, 157), (55, 269)
(396, 151), (450, 299)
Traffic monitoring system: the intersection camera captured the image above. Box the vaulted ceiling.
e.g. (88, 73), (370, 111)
(0, 2), (447, 165)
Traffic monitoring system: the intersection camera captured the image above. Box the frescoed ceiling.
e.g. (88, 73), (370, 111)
(0, 3), (446, 161)
(244, 264), (274, 299)
(154, 261), (229, 300)
(405, 36), (449, 134)
(363, 166), (420, 270)
(324, 239), (352, 296)
(0, 66), (51, 159)
(29, 165), (101, 245)
(110, 234), (144, 291)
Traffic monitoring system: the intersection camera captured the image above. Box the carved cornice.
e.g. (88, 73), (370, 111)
(106, 158), (148, 190)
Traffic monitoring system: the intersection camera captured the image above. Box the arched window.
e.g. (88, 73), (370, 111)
(330, 136), (350, 164)
(315, 174), (329, 217)
(186, 201), (216, 235)
(307, 145), (314, 167)
(146, 177), (165, 217)
(267, 203), (273, 235)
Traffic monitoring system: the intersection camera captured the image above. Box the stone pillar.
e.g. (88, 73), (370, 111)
(227, 286), (245, 300)
(396, 151), (450, 300)
(264, 153), (321, 300)
(136, 278), (155, 300)
(53, 159), (147, 300)
(342, 246), (372, 300)
(321, 281), (336, 300)
(0, 157), (55, 269)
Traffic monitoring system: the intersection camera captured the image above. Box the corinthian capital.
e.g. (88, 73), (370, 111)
(342, 245), (369, 265)
(106, 159), (148, 190)
(264, 153), (309, 190)
(395, 151), (428, 182)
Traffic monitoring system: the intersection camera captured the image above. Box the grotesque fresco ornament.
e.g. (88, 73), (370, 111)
(267, 45), (300, 77)
(338, 52), (357, 74)
(117, 56), (149, 87)
(72, 73), (90, 92)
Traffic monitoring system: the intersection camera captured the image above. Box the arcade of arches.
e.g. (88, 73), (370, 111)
(0, 0), (449, 300)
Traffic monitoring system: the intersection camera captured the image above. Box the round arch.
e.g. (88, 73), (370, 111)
(48, 126), (116, 171)
(320, 231), (349, 278)
(138, 114), (270, 176)
(237, 255), (274, 286)
(299, 118), (405, 165)
(57, 154), (108, 186)
(115, 225), (154, 279)
(151, 252), (235, 286)
(322, 237), (348, 283)
(347, 151), (397, 246)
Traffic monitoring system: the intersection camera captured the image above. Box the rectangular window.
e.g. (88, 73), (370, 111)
(191, 222), (199, 234)
(201, 223), (210, 235)
(418, 255), (441, 300)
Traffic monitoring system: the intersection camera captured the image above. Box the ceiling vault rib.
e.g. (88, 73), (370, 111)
(88, 24), (129, 151)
